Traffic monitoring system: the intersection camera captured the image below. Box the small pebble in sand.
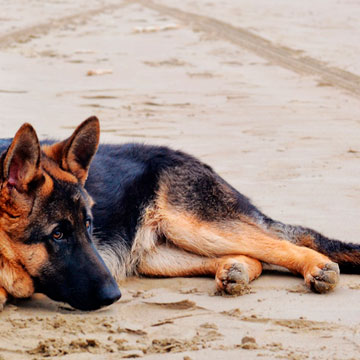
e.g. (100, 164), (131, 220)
(240, 336), (258, 350)
(86, 69), (113, 76)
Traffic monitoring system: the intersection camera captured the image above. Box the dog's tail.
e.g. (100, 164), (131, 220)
(259, 215), (360, 273)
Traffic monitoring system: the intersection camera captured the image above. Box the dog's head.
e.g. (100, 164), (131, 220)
(0, 117), (120, 311)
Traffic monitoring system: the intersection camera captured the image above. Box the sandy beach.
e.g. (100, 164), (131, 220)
(0, 1), (360, 358)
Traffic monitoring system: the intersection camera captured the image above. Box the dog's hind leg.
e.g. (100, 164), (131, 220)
(155, 206), (339, 293)
(137, 244), (262, 295)
(259, 217), (360, 274)
(155, 165), (340, 293)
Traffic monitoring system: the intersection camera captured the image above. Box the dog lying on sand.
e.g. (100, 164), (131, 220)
(0, 117), (358, 310)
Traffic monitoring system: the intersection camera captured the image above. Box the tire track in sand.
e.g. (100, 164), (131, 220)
(0, 1), (132, 49)
(134, 0), (360, 97)
(1, 0), (359, 97)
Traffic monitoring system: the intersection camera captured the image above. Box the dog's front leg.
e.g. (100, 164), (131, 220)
(137, 244), (262, 295)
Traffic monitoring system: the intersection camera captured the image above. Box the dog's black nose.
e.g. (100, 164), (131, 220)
(98, 284), (121, 307)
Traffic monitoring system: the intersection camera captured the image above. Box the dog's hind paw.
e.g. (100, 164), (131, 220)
(305, 262), (340, 293)
(216, 262), (251, 296)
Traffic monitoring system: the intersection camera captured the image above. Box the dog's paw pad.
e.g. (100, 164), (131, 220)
(306, 262), (340, 293)
(216, 263), (250, 296)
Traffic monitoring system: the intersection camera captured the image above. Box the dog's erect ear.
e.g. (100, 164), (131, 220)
(47, 116), (100, 184)
(3, 123), (41, 193)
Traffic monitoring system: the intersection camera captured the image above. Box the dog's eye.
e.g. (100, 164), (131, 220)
(52, 229), (64, 241)
(85, 218), (92, 232)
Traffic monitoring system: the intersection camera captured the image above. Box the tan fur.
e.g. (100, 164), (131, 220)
(41, 152), (78, 183)
(297, 234), (318, 249)
(0, 192), (47, 306)
(39, 171), (54, 198)
(0, 185), (31, 220)
(41, 141), (64, 167)
(0, 235), (35, 298)
(16, 243), (49, 277)
(138, 244), (218, 277)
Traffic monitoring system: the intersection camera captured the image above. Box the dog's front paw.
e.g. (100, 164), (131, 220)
(216, 262), (250, 296)
(304, 262), (340, 293)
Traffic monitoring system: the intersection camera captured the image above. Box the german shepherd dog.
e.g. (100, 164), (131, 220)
(0, 117), (359, 311)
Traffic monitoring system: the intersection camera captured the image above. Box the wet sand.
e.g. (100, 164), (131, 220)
(0, 1), (360, 359)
